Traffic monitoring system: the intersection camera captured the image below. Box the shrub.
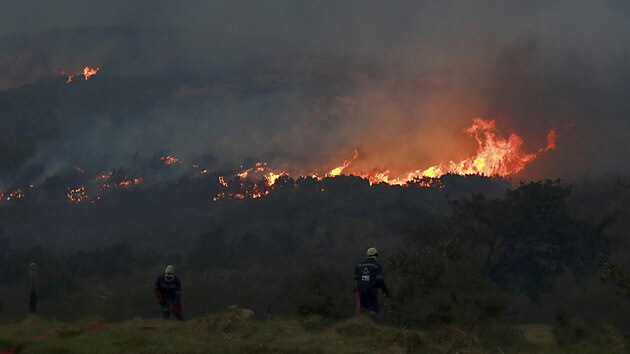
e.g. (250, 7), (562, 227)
(386, 238), (506, 327)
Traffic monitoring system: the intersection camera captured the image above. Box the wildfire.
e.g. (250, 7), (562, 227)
(343, 118), (555, 184)
(417, 118), (540, 178)
(67, 186), (89, 203)
(1, 116), (552, 205)
(118, 178), (143, 187)
(237, 162), (269, 179)
(212, 118), (557, 201)
(540, 130), (558, 152)
(62, 66), (100, 83)
(83, 66), (100, 80)
(328, 149), (359, 177)
(95, 172), (113, 181)
(161, 156), (180, 165)
(65, 171), (145, 204)
(0, 188), (24, 204)
(214, 163), (289, 201)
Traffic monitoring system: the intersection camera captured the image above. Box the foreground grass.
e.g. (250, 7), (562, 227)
(0, 310), (626, 353)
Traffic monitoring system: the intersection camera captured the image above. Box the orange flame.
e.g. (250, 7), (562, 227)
(62, 66), (100, 83)
(83, 66), (100, 80)
(539, 130), (558, 152)
(419, 118), (538, 178)
(352, 118), (554, 184)
(265, 172), (285, 186)
(328, 149), (359, 177)
(212, 118), (558, 201)
(119, 178), (143, 187)
(161, 156), (180, 165)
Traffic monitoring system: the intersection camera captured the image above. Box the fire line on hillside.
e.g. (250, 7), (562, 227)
(61, 66), (100, 83)
(0, 118), (557, 205)
(211, 118), (557, 201)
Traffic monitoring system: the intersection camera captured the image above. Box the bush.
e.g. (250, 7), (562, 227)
(386, 238), (506, 327)
(293, 268), (353, 319)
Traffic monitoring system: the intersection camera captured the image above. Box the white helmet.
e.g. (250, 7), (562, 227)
(164, 265), (175, 282)
(366, 247), (378, 257)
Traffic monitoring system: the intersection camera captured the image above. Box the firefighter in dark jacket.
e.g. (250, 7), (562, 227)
(354, 247), (389, 315)
(154, 265), (183, 321)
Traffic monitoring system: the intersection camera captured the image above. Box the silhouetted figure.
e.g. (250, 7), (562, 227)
(354, 247), (389, 316)
(27, 263), (38, 313)
(154, 265), (183, 321)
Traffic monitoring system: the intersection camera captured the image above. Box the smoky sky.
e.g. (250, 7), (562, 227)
(2, 0), (630, 184)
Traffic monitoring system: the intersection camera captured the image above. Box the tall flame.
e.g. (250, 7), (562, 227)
(328, 149), (359, 177)
(213, 118), (558, 200)
(419, 118), (538, 178)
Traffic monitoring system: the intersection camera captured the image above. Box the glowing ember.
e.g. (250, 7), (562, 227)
(161, 156), (180, 165)
(83, 66), (100, 80)
(218, 176), (229, 187)
(0, 188), (24, 204)
(64, 170), (146, 203)
(95, 172), (113, 181)
(119, 178), (143, 187)
(67, 186), (89, 203)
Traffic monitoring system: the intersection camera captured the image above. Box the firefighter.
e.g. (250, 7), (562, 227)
(354, 247), (389, 316)
(154, 264), (183, 321)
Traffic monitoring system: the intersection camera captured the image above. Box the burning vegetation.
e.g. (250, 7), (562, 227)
(213, 118), (557, 201)
(0, 188), (24, 205)
(0, 118), (556, 205)
(161, 156), (180, 165)
(66, 169), (145, 204)
(61, 66), (100, 83)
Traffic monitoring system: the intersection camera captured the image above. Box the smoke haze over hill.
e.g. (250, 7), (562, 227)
(1, 1), (630, 185)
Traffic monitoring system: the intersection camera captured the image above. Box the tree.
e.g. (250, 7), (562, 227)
(389, 180), (610, 329)
(451, 180), (609, 301)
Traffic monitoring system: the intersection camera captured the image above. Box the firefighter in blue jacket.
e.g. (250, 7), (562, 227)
(154, 264), (183, 321)
(354, 247), (389, 315)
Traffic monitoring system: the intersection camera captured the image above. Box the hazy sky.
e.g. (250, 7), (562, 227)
(2, 1), (630, 181)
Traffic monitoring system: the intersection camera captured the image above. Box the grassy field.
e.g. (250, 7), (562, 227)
(0, 308), (626, 353)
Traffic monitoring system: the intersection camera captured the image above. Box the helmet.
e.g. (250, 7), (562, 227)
(164, 265), (175, 282)
(366, 247), (378, 257)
